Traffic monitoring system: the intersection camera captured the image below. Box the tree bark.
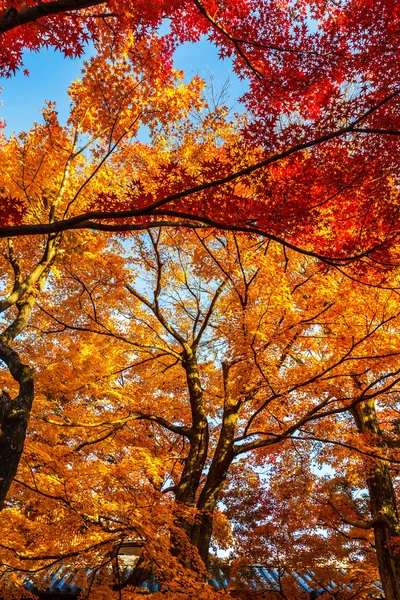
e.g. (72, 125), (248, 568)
(0, 0), (106, 34)
(174, 351), (209, 506)
(190, 365), (240, 565)
(0, 237), (58, 509)
(172, 349), (210, 570)
(0, 341), (34, 508)
(352, 399), (400, 600)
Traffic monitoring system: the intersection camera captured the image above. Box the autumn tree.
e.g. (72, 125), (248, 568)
(4, 229), (400, 597)
(1, 2), (400, 597)
(0, 43), (209, 509)
(1, 0), (400, 281)
(223, 296), (400, 598)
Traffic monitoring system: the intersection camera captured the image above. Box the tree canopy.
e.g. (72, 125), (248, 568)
(1, 1), (400, 599)
(1, 0), (400, 267)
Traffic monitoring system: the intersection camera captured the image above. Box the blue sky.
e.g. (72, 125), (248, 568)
(0, 49), (85, 135)
(0, 38), (246, 136)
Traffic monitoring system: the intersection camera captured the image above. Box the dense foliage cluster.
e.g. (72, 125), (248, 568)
(1, 0), (400, 598)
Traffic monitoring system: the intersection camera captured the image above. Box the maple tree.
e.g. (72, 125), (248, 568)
(225, 396), (400, 598)
(3, 229), (400, 598)
(0, 44), (208, 510)
(0, 0), (399, 275)
(1, 1), (400, 597)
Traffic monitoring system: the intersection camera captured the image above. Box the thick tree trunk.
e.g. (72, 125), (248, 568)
(190, 510), (214, 566)
(175, 351), (209, 506)
(173, 359), (240, 568)
(172, 349), (210, 569)
(0, 341), (34, 508)
(0, 238), (58, 509)
(352, 399), (400, 600)
(190, 374), (240, 565)
(191, 444), (235, 565)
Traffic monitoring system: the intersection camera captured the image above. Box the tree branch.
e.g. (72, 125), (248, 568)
(1, 87), (399, 249)
(44, 412), (192, 439)
(0, 0), (107, 34)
